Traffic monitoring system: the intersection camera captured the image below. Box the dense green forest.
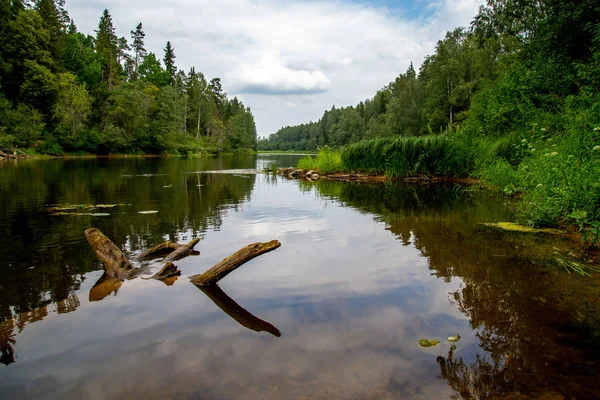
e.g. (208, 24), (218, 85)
(259, 0), (599, 151)
(0, 0), (257, 155)
(262, 0), (600, 236)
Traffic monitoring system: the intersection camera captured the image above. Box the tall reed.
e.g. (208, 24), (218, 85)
(341, 135), (475, 178)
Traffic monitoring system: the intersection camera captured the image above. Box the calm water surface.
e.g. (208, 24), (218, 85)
(1, 155), (599, 399)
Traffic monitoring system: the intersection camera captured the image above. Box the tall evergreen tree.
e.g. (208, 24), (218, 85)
(163, 41), (176, 85)
(34, 0), (67, 70)
(95, 9), (118, 90)
(130, 22), (146, 81)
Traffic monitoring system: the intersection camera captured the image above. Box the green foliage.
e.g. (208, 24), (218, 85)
(476, 159), (521, 195)
(2, 103), (46, 147)
(37, 134), (63, 155)
(476, 94), (600, 236)
(297, 146), (343, 174)
(341, 135), (475, 178)
(53, 72), (92, 145)
(0, 3), (257, 155)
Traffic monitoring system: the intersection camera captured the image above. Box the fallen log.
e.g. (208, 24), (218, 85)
(84, 228), (199, 282)
(189, 240), (281, 286)
(137, 241), (182, 261)
(199, 285), (281, 337)
(84, 228), (136, 279)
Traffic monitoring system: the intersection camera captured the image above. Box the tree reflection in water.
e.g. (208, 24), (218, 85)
(310, 180), (600, 399)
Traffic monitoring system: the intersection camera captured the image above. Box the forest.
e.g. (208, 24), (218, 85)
(0, 0), (258, 155)
(259, 1), (599, 152)
(261, 0), (600, 235)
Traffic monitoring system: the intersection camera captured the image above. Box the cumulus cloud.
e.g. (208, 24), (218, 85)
(66, 0), (485, 134)
(229, 55), (331, 95)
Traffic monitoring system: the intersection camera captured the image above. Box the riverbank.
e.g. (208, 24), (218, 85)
(0, 147), (257, 160)
(292, 135), (600, 247)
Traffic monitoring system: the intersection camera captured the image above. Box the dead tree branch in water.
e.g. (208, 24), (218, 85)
(189, 240), (281, 285)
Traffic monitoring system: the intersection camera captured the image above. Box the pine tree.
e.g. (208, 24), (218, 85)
(163, 41), (176, 85)
(34, 0), (68, 70)
(209, 77), (226, 117)
(95, 9), (118, 90)
(130, 22), (146, 81)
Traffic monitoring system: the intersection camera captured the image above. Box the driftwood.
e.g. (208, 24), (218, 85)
(137, 241), (182, 261)
(84, 228), (281, 335)
(200, 285), (281, 337)
(164, 238), (201, 263)
(84, 228), (135, 279)
(84, 228), (199, 281)
(148, 262), (181, 281)
(0, 149), (32, 160)
(190, 240), (281, 286)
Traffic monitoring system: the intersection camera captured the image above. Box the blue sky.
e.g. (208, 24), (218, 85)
(66, 0), (484, 135)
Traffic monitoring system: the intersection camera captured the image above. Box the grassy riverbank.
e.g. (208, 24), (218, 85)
(4, 146), (257, 160)
(297, 116), (600, 243)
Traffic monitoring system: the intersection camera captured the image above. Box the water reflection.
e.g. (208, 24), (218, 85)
(199, 285), (281, 337)
(309, 180), (600, 399)
(0, 157), (599, 399)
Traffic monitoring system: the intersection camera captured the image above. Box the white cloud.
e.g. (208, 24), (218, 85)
(66, 0), (484, 135)
(229, 55), (331, 95)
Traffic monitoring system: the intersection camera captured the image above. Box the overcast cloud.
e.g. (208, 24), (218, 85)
(66, 0), (484, 136)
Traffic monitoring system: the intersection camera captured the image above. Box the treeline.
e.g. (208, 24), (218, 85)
(258, 0), (600, 151)
(0, 0), (257, 155)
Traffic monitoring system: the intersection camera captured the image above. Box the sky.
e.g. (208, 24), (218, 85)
(66, 0), (485, 137)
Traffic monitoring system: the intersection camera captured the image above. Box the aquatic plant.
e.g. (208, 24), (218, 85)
(419, 339), (440, 347)
(264, 161), (279, 175)
(340, 135), (475, 178)
(297, 146), (343, 174)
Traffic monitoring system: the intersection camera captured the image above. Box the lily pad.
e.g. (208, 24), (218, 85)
(481, 222), (563, 235)
(138, 210), (159, 215)
(163, 185), (173, 188)
(89, 213), (111, 217)
(419, 339), (440, 348)
(447, 335), (461, 343)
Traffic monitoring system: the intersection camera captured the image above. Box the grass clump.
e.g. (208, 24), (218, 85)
(297, 146), (343, 174)
(341, 134), (475, 178)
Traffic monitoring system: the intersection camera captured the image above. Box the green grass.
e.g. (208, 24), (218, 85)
(474, 94), (600, 242)
(297, 146), (343, 174)
(341, 134), (476, 178)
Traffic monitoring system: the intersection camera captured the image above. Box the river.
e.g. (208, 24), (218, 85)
(0, 155), (599, 399)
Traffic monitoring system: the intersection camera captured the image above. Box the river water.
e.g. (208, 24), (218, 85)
(0, 155), (599, 399)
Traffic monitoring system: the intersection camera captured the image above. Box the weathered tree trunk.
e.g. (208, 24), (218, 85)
(84, 228), (136, 279)
(189, 240), (281, 286)
(85, 228), (200, 282)
(199, 285), (281, 337)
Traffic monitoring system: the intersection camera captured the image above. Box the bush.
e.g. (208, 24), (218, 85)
(37, 135), (64, 155)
